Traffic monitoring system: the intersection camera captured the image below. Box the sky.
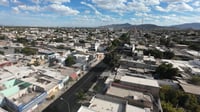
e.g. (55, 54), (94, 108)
(0, 0), (200, 27)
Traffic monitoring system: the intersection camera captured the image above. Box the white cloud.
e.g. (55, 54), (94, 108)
(91, 0), (151, 15)
(11, 0), (22, 4)
(31, 0), (41, 4)
(192, 1), (200, 7)
(144, 0), (160, 6)
(81, 1), (101, 15)
(18, 5), (41, 12)
(0, 0), (9, 6)
(91, 0), (127, 11)
(155, 6), (167, 12)
(127, 1), (150, 12)
(167, 2), (193, 11)
(161, 0), (192, 3)
(156, 2), (193, 12)
(47, 4), (79, 15)
(80, 2), (115, 22)
(45, 0), (70, 4)
(84, 10), (90, 14)
(12, 7), (20, 14)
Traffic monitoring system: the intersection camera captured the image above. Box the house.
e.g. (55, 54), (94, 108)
(78, 94), (149, 112)
(0, 79), (47, 112)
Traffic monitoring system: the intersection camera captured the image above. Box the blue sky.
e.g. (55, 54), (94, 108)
(0, 0), (200, 27)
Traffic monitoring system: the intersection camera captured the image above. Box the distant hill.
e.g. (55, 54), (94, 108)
(171, 23), (200, 30)
(99, 23), (132, 29)
(99, 23), (200, 30)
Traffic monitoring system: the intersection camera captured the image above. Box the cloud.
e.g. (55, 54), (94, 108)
(155, 6), (167, 12)
(11, 0), (22, 4)
(80, 1), (115, 22)
(127, 1), (150, 12)
(12, 7), (20, 14)
(47, 4), (79, 15)
(156, 2), (193, 12)
(0, 0), (9, 6)
(31, 0), (41, 4)
(168, 2), (193, 11)
(18, 5), (41, 12)
(90, 0), (152, 15)
(144, 0), (160, 6)
(84, 10), (90, 14)
(192, 1), (200, 7)
(161, 0), (192, 3)
(45, 0), (70, 4)
(81, 1), (101, 15)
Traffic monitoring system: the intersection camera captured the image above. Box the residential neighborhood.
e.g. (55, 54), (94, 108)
(0, 26), (199, 112)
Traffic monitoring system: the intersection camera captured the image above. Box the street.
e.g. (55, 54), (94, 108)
(43, 61), (107, 112)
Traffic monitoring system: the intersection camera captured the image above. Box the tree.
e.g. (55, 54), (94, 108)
(163, 51), (175, 59)
(119, 33), (130, 44)
(160, 86), (200, 112)
(103, 51), (120, 67)
(144, 49), (163, 59)
(65, 56), (76, 66)
(33, 60), (40, 66)
(188, 76), (200, 86)
(155, 63), (179, 79)
(189, 44), (200, 51)
(16, 38), (29, 45)
(56, 45), (65, 49)
(76, 89), (86, 101)
(0, 51), (4, 55)
(21, 47), (37, 56)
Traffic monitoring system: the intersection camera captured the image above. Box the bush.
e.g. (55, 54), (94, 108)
(160, 86), (200, 112)
(65, 56), (76, 66)
(188, 76), (200, 86)
(155, 63), (179, 79)
(21, 47), (37, 56)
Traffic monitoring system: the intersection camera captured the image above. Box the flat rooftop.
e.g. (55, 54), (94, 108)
(106, 86), (152, 102)
(120, 76), (159, 88)
(9, 90), (42, 106)
(89, 96), (124, 112)
(179, 81), (200, 96)
(20, 72), (59, 91)
(126, 104), (147, 112)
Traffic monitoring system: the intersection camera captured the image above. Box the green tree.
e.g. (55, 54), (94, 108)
(16, 38), (29, 45)
(119, 33), (130, 44)
(104, 51), (120, 67)
(160, 86), (200, 112)
(163, 51), (175, 59)
(156, 63), (179, 79)
(33, 60), (40, 66)
(0, 51), (4, 55)
(21, 47), (37, 56)
(56, 45), (65, 49)
(188, 76), (200, 86)
(189, 44), (200, 51)
(65, 56), (76, 66)
(76, 89), (86, 101)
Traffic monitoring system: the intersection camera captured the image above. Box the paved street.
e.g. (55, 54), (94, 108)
(43, 61), (107, 112)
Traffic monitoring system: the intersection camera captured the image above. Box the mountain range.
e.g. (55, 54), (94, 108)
(99, 23), (200, 30)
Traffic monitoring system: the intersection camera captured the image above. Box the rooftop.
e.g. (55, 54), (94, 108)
(119, 76), (159, 88)
(89, 95), (125, 112)
(126, 104), (148, 112)
(106, 86), (152, 102)
(179, 80), (200, 96)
